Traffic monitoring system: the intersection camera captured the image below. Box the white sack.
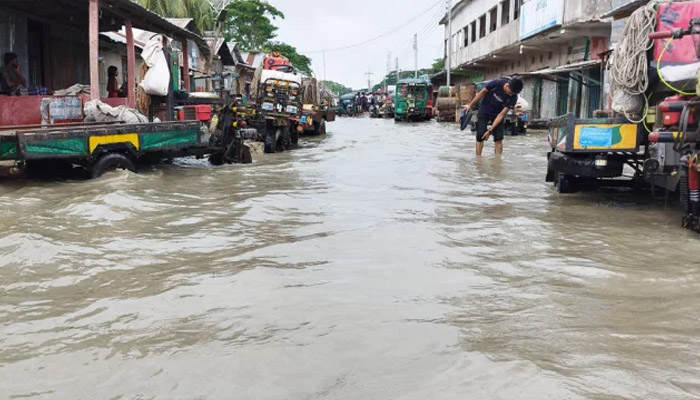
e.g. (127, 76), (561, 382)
(84, 100), (148, 124)
(139, 35), (170, 96)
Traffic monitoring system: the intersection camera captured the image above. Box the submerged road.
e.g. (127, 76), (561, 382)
(2, 117), (700, 399)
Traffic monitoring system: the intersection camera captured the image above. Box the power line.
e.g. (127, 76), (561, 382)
(318, 3), (444, 73)
(300, 0), (443, 54)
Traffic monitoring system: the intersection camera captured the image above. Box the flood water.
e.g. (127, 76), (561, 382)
(2, 117), (700, 399)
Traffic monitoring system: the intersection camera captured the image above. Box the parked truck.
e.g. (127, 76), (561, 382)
(249, 53), (304, 153)
(546, 1), (700, 234)
(299, 77), (335, 135)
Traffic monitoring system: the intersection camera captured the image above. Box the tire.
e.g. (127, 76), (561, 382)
(264, 128), (279, 154)
(312, 121), (321, 135)
(680, 166), (690, 214)
(291, 129), (299, 145)
(241, 145), (253, 164)
(555, 173), (577, 194)
(91, 153), (136, 179)
(280, 127), (291, 151)
(208, 152), (225, 166)
(545, 152), (556, 183)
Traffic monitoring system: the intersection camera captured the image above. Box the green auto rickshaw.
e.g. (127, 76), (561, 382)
(394, 78), (432, 122)
(339, 93), (356, 116)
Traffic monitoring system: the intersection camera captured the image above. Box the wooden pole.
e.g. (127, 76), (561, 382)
(182, 39), (190, 91)
(89, 0), (100, 101)
(125, 20), (136, 109)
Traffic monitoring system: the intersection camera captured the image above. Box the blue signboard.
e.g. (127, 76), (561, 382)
(579, 126), (613, 148)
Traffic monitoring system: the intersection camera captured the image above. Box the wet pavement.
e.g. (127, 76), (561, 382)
(2, 117), (700, 399)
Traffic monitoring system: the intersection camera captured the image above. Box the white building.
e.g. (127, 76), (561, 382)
(441, 0), (613, 120)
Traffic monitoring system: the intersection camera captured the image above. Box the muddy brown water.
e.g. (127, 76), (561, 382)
(2, 117), (700, 399)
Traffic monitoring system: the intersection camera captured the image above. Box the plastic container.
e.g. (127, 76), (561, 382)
(182, 105), (211, 122)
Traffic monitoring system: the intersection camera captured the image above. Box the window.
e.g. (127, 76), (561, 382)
(490, 7), (498, 32)
(514, 0), (521, 20)
(471, 21), (477, 43)
(479, 14), (486, 39)
(501, 0), (511, 26)
(464, 27), (469, 47)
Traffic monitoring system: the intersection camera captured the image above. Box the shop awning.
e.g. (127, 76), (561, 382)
(527, 60), (602, 76)
(601, 0), (649, 20)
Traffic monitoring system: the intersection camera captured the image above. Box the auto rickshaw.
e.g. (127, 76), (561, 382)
(394, 78), (432, 122)
(339, 93), (356, 116)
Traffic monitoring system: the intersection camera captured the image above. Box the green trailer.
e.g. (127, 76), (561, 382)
(0, 120), (252, 179)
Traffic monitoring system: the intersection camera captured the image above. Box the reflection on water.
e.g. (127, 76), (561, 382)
(2, 118), (700, 399)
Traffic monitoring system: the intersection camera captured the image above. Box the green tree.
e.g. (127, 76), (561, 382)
(224, 0), (284, 50)
(430, 58), (445, 74)
(262, 42), (312, 75)
(134, 0), (215, 31)
(323, 80), (353, 96)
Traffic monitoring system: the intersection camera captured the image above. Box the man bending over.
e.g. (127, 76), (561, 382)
(464, 77), (523, 156)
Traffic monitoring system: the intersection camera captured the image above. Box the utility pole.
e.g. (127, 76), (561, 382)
(414, 34), (418, 79)
(323, 50), (327, 83)
(386, 51), (391, 94)
(365, 69), (374, 92)
(396, 58), (400, 86)
(446, 0), (452, 87)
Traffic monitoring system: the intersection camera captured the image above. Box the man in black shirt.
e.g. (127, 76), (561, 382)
(463, 77), (523, 156)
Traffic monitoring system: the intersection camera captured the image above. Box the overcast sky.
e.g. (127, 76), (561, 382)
(270, 0), (446, 89)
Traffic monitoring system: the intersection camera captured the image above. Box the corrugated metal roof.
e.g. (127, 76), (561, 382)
(205, 36), (235, 66)
(242, 51), (265, 69)
(527, 60), (601, 75)
(0, 0), (211, 60)
(100, 31), (146, 49)
(166, 18), (194, 29)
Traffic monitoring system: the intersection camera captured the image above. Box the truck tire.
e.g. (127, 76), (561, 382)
(556, 173), (578, 194)
(264, 128), (279, 153)
(291, 129), (299, 145)
(209, 152), (225, 166)
(91, 153), (136, 179)
(680, 166), (690, 214)
(280, 127), (291, 151)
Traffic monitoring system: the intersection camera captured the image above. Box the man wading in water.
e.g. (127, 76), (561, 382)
(463, 77), (523, 156)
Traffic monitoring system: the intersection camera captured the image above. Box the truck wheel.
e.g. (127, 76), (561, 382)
(91, 153), (136, 179)
(264, 128), (279, 154)
(291, 129), (299, 145)
(280, 127), (291, 151)
(241, 145), (253, 164)
(209, 152), (225, 166)
(556, 173), (578, 194)
(680, 166), (690, 214)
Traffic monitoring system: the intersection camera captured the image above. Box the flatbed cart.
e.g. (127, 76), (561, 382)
(546, 113), (645, 193)
(0, 120), (254, 179)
